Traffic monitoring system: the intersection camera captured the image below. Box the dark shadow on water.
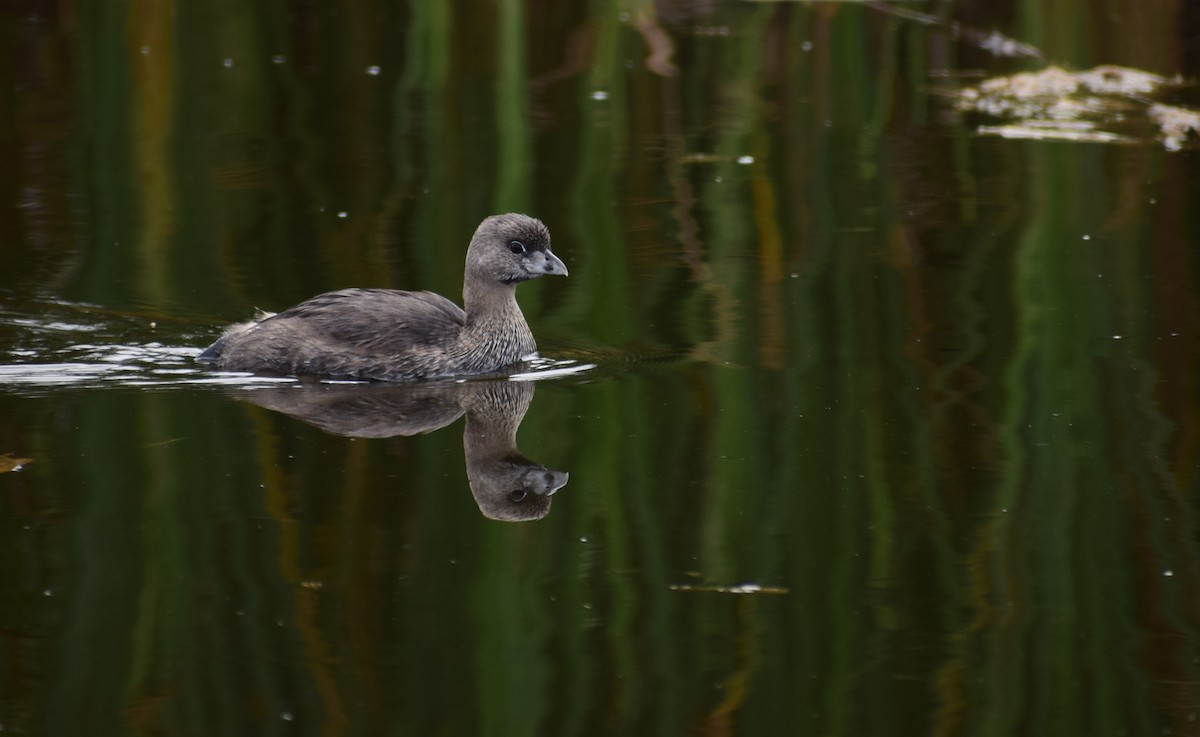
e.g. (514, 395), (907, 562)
(238, 379), (570, 521)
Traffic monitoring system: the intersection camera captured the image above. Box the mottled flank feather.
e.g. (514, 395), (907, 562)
(272, 288), (465, 350)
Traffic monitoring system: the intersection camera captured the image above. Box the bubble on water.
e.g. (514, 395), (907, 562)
(271, 55), (287, 64)
(223, 58), (234, 68)
(591, 90), (609, 101)
(366, 65), (381, 75)
(737, 155), (754, 165)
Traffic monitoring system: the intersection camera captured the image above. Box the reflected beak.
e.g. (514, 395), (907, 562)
(540, 470), (569, 496)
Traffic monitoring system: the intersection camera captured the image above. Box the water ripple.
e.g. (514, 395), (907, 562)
(0, 304), (597, 393)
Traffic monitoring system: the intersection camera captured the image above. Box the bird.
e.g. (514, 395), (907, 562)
(197, 213), (567, 382)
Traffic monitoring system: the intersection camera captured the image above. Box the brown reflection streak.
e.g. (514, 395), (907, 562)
(699, 597), (759, 737)
(886, 224), (935, 396)
(129, 0), (175, 306)
(630, 7), (678, 78)
(810, 6), (836, 128)
(247, 404), (347, 729)
(1125, 469), (1200, 734)
(932, 517), (1000, 737)
(1155, 158), (1200, 494)
(120, 689), (174, 732)
(1143, 141), (1200, 735)
(340, 438), (384, 729)
(751, 130), (785, 370)
(659, 70), (739, 366)
(297, 588), (348, 735)
(1103, 151), (1153, 232)
(337, 1), (397, 288)
(663, 95), (703, 276)
(529, 23), (597, 92)
(931, 662), (967, 737)
(208, 164), (275, 191)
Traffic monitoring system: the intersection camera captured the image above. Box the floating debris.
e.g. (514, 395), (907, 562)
(0, 453), (33, 473)
(679, 153), (759, 165)
(957, 66), (1181, 115)
(866, 2), (1044, 59)
(679, 153), (725, 164)
(951, 65), (1198, 151)
(972, 30), (1044, 60)
(669, 582), (788, 595)
(977, 123), (1134, 145)
(1148, 103), (1200, 152)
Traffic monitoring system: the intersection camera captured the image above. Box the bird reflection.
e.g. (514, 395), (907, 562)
(239, 380), (569, 521)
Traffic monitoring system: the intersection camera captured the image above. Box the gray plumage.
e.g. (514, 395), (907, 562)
(197, 213), (568, 382)
(240, 381), (569, 520)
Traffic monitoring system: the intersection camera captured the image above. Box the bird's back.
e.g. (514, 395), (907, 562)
(200, 288), (469, 381)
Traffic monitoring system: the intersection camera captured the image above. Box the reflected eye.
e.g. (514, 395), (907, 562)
(508, 240), (527, 254)
(509, 490), (528, 503)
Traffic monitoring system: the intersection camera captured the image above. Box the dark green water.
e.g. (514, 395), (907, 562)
(2, 2), (1200, 735)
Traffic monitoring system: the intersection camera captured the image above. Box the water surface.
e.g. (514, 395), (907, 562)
(2, 2), (1200, 735)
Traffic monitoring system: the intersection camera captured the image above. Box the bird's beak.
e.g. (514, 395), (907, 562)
(543, 251), (568, 277)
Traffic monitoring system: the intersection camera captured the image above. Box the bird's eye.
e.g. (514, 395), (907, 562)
(509, 490), (528, 503)
(508, 240), (527, 254)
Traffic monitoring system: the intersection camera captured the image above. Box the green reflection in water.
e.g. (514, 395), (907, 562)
(1, 0), (1199, 736)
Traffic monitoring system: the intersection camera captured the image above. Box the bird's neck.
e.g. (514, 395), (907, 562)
(463, 275), (522, 328)
(462, 381), (533, 455)
(458, 275), (536, 366)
